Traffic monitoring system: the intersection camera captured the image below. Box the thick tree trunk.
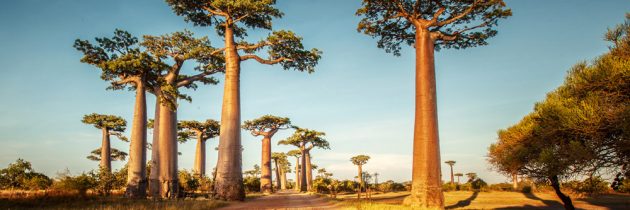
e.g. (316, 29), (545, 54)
(449, 165), (454, 185)
(550, 175), (575, 210)
(101, 128), (111, 173)
(305, 151), (313, 191)
(194, 136), (206, 177)
(357, 165), (362, 199)
(404, 28), (444, 209)
(274, 159), (281, 190)
(158, 102), (178, 198)
(126, 83), (148, 198)
(299, 149), (307, 192)
(260, 137), (273, 194)
(214, 26), (245, 201)
(149, 97), (161, 198)
(295, 157), (300, 191)
(280, 167), (287, 190)
(512, 172), (518, 190)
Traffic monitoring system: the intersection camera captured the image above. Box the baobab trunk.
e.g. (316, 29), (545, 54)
(449, 165), (454, 185)
(274, 158), (281, 190)
(280, 168), (287, 190)
(299, 149), (307, 192)
(149, 98), (161, 198)
(126, 82), (147, 198)
(295, 157), (300, 191)
(512, 172), (518, 190)
(214, 26), (245, 201)
(404, 28), (444, 209)
(194, 135), (206, 177)
(550, 175), (575, 210)
(100, 128), (111, 173)
(357, 164), (363, 199)
(305, 152), (313, 191)
(260, 137), (273, 194)
(158, 103), (178, 198)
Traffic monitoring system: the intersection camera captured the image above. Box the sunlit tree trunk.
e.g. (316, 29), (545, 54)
(260, 137), (273, 194)
(550, 175), (575, 210)
(405, 28), (444, 209)
(126, 82), (147, 198)
(158, 102), (178, 198)
(299, 148), (307, 192)
(214, 25), (245, 201)
(149, 97), (161, 198)
(357, 164), (363, 199)
(194, 134), (206, 177)
(101, 128), (111, 172)
(280, 167), (287, 190)
(295, 157), (300, 191)
(449, 165), (454, 185)
(273, 158), (281, 190)
(305, 151), (313, 191)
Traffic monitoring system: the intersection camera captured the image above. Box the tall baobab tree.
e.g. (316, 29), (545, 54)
(287, 149), (302, 191)
(242, 115), (292, 194)
(454, 173), (463, 184)
(279, 128), (329, 192)
(271, 152), (287, 190)
(279, 159), (292, 190)
(165, 0), (322, 201)
(356, 1), (511, 208)
(465, 172), (477, 182)
(74, 30), (163, 198)
(444, 160), (456, 185)
(351, 155), (370, 199)
(142, 31), (224, 198)
(177, 119), (220, 177)
(82, 113), (127, 173)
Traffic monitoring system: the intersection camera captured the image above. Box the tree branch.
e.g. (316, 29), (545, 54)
(237, 41), (271, 51)
(240, 54), (292, 64)
(435, 0), (480, 27)
(111, 77), (138, 86)
(176, 69), (222, 87)
(202, 6), (227, 17)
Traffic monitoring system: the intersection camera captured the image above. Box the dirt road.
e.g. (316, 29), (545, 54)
(219, 190), (340, 210)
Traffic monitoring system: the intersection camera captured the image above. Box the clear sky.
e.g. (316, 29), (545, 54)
(0, 0), (628, 184)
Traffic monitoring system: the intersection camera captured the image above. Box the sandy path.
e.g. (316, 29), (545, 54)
(219, 190), (340, 210)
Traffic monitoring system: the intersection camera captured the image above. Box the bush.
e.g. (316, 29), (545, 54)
(377, 180), (406, 192)
(565, 176), (610, 195)
(489, 183), (513, 191)
(313, 177), (332, 193)
(23, 173), (53, 190)
(243, 176), (260, 193)
(442, 183), (456, 191)
(178, 170), (200, 192)
(0, 159), (52, 190)
(53, 170), (97, 197)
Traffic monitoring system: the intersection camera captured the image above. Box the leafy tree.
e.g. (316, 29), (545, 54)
(351, 155), (370, 199)
(142, 30), (223, 199)
(279, 127), (329, 192)
(178, 119), (220, 177)
(165, 0), (322, 201)
(287, 149), (302, 191)
(356, 0), (511, 208)
(271, 152), (290, 190)
(81, 113), (127, 173)
(444, 160), (456, 185)
(0, 159), (52, 190)
(53, 170), (97, 197)
(242, 115), (291, 194)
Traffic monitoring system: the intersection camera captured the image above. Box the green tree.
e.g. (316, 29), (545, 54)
(356, 1), (511, 208)
(351, 155), (370, 199)
(178, 119), (220, 177)
(444, 160), (456, 185)
(0, 159), (52, 190)
(279, 128), (329, 192)
(165, 0), (322, 201)
(242, 115), (291, 194)
(81, 113), (127, 173)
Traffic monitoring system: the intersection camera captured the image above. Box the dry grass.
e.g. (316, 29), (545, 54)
(337, 191), (630, 210)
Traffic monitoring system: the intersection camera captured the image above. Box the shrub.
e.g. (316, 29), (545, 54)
(489, 183), (513, 191)
(53, 170), (97, 197)
(442, 183), (457, 191)
(377, 180), (406, 192)
(178, 170), (200, 192)
(313, 177), (332, 193)
(23, 173), (53, 190)
(243, 176), (260, 193)
(0, 159), (52, 190)
(566, 176), (610, 195)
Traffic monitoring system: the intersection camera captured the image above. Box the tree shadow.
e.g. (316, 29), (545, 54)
(445, 191), (479, 209)
(521, 192), (564, 208)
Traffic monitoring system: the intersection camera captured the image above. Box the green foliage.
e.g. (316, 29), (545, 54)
(0, 159), (52, 190)
(351, 155), (370, 166)
(278, 127), (329, 150)
(286, 149), (301, 158)
(243, 31), (322, 73)
(605, 13), (630, 59)
(377, 180), (406, 192)
(53, 170), (98, 197)
(356, 0), (512, 55)
(488, 183), (513, 191)
(177, 119), (220, 143)
(442, 183), (457, 191)
(312, 177), (333, 194)
(81, 113), (127, 133)
(242, 115), (291, 136)
(565, 176), (610, 195)
(242, 165), (261, 193)
(178, 170), (201, 192)
(86, 147), (128, 162)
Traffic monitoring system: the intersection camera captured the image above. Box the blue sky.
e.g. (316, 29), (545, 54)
(0, 0), (628, 184)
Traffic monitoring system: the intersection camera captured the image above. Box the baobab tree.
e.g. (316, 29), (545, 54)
(279, 159), (292, 190)
(81, 113), (127, 173)
(279, 128), (329, 192)
(142, 31), (224, 198)
(287, 149), (302, 191)
(74, 30), (165, 198)
(356, 1), (511, 208)
(177, 120), (220, 177)
(351, 155), (370, 199)
(444, 160), (456, 185)
(271, 152), (287, 190)
(165, 0), (322, 201)
(242, 115), (292, 194)
(454, 173), (463, 184)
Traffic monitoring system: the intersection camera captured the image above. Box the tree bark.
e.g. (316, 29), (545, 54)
(149, 97), (161, 198)
(274, 158), (281, 190)
(126, 82), (148, 198)
(449, 165), (454, 185)
(295, 157), (300, 191)
(194, 135), (206, 177)
(158, 102), (178, 198)
(280, 167), (287, 190)
(214, 25), (245, 201)
(299, 148), (307, 192)
(512, 172), (518, 190)
(260, 137), (273, 194)
(404, 27), (444, 209)
(357, 164), (363, 199)
(550, 175), (575, 210)
(101, 128), (111, 173)
(305, 151), (313, 191)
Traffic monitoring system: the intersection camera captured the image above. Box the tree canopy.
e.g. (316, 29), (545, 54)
(286, 149), (301, 158)
(278, 127), (329, 150)
(445, 160), (456, 166)
(351, 155), (370, 166)
(177, 119), (221, 143)
(242, 115), (291, 137)
(81, 113), (127, 134)
(87, 148), (128, 162)
(356, 0), (512, 54)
